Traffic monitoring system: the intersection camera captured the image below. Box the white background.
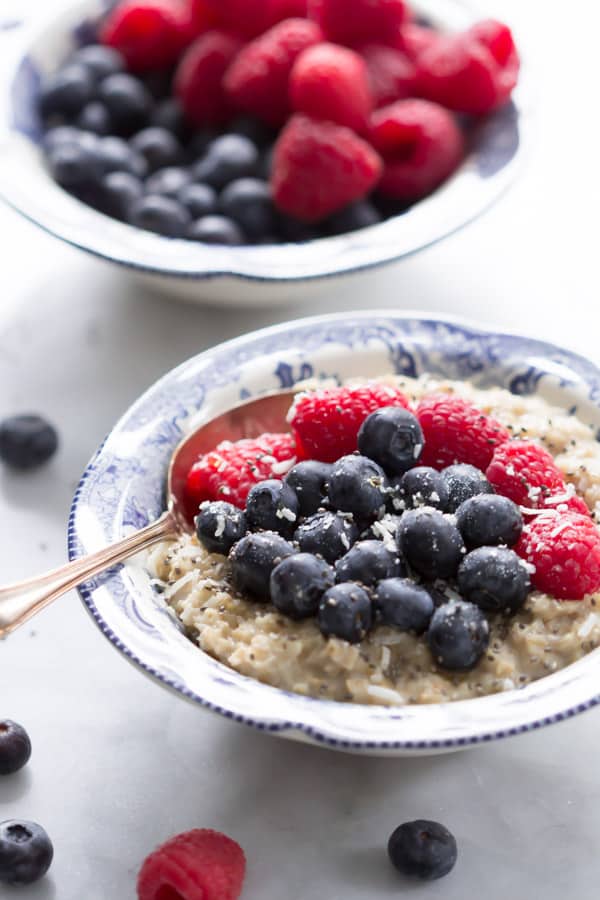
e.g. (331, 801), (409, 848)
(2, 1), (600, 897)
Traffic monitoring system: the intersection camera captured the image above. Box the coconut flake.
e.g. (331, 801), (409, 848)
(271, 456), (297, 475)
(366, 685), (405, 704)
(214, 514), (226, 538)
(578, 613), (600, 638)
(276, 506), (297, 522)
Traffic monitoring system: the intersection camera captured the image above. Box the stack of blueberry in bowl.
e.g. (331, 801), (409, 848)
(38, 0), (521, 246)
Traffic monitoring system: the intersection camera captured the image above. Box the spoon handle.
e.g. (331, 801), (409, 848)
(0, 512), (177, 638)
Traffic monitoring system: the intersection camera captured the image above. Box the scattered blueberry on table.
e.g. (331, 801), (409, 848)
(0, 721), (32, 776)
(388, 819), (457, 881)
(0, 820), (54, 886)
(0, 415), (58, 470)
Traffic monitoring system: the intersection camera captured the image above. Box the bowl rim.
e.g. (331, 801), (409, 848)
(68, 310), (600, 752)
(0, 0), (535, 284)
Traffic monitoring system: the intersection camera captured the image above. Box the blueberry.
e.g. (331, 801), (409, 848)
(229, 115), (275, 147)
(193, 134), (259, 189)
(294, 510), (359, 564)
(98, 73), (153, 135)
(374, 579), (434, 634)
(0, 820), (53, 886)
(145, 166), (191, 197)
(398, 508), (466, 580)
(245, 479), (299, 538)
(441, 463), (494, 513)
(151, 98), (192, 141)
(327, 454), (388, 521)
(72, 44), (124, 81)
(98, 136), (147, 177)
(196, 500), (247, 555)
(142, 68), (174, 101)
(187, 216), (245, 245)
(177, 183), (218, 219)
(0, 415), (58, 469)
(75, 101), (112, 134)
(129, 195), (191, 237)
(131, 127), (182, 173)
(43, 125), (94, 154)
(229, 532), (295, 600)
(455, 494), (523, 549)
(391, 466), (449, 512)
(39, 64), (95, 118)
(270, 553), (335, 619)
(318, 582), (373, 643)
(99, 171), (144, 221)
(427, 600), (489, 670)
(0, 721), (31, 776)
(187, 127), (219, 162)
(388, 820), (457, 881)
(47, 141), (102, 190)
(327, 200), (381, 235)
(358, 406), (424, 476)
(457, 547), (530, 614)
(277, 213), (320, 243)
(219, 178), (275, 240)
(284, 460), (332, 518)
(259, 145), (275, 180)
(335, 540), (401, 586)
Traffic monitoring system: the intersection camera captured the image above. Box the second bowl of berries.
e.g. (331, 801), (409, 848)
(0, 0), (531, 297)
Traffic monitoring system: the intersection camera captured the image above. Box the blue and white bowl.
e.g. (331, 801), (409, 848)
(0, 0), (533, 306)
(68, 312), (600, 756)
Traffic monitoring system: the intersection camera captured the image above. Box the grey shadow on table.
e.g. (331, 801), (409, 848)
(0, 766), (33, 802)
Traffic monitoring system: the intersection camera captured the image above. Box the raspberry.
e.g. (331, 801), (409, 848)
(370, 99), (464, 200)
(185, 432), (297, 515)
(289, 383), (411, 463)
(290, 43), (373, 133)
(100, 0), (187, 72)
(137, 829), (246, 900)
(486, 441), (566, 508)
(515, 512), (600, 600)
(202, 0), (271, 38)
(398, 23), (439, 60)
(175, 30), (243, 126)
(271, 114), (382, 221)
(224, 19), (323, 127)
(417, 19), (520, 115)
(308, 0), (408, 47)
(416, 394), (510, 470)
(360, 44), (418, 107)
(267, 0), (309, 24)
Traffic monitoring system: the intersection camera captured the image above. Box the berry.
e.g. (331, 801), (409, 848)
(455, 494), (523, 549)
(146, 166), (191, 197)
(284, 460), (332, 517)
(151, 98), (190, 140)
(308, 0), (408, 47)
(374, 578), (434, 633)
(267, 0), (310, 25)
(100, 0), (185, 72)
(38, 64), (95, 118)
(358, 405), (424, 475)
(398, 23), (439, 61)
(369, 99), (464, 201)
(427, 601), (489, 670)
(178, 182), (218, 218)
(318, 582), (373, 643)
(229, 531), (295, 600)
(277, 213), (321, 242)
(327, 454), (388, 520)
(195, 501), (247, 555)
(246, 478), (299, 537)
(131, 127), (182, 172)
(289, 383), (411, 463)
(417, 19), (520, 115)
(0, 820), (53, 886)
(174, 31), (243, 127)
(188, 216), (245, 244)
(137, 828), (246, 900)
(458, 547), (530, 614)
(271, 114), (382, 222)
(224, 19), (323, 128)
(98, 136), (148, 177)
(327, 200), (381, 234)
(47, 142), (102, 191)
(294, 510), (359, 564)
(202, 0), (271, 38)
(43, 125), (95, 154)
(360, 44), (418, 107)
(515, 511), (600, 600)
(229, 115), (276, 148)
(0, 415), (58, 469)
(0, 721), (31, 776)
(98, 73), (153, 135)
(270, 552), (335, 619)
(219, 178), (275, 239)
(398, 508), (466, 580)
(388, 820), (457, 881)
(441, 463), (495, 513)
(391, 466), (449, 512)
(185, 433), (297, 512)
(335, 540), (401, 586)
(76, 101), (112, 135)
(486, 440), (566, 509)
(289, 43), (373, 134)
(194, 135), (259, 189)
(73, 44), (124, 79)
(130, 195), (192, 237)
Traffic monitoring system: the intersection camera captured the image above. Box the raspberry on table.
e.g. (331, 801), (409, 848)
(175, 30), (243, 127)
(516, 511), (600, 600)
(100, 0), (187, 72)
(308, 0), (408, 48)
(360, 43), (418, 108)
(137, 828), (246, 900)
(271, 114), (382, 221)
(288, 383), (411, 462)
(485, 440), (568, 508)
(416, 393), (510, 470)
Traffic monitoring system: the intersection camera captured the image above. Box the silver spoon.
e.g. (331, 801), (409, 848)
(0, 390), (296, 638)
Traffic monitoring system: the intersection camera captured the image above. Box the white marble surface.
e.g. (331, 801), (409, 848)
(2, 1), (600, 897)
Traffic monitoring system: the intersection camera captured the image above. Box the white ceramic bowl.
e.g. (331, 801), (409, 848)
(0, 0), (533, 306)
(68, 312), (600, 756)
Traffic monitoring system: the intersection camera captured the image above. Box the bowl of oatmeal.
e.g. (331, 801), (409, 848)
(69, 312), (600, 755)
